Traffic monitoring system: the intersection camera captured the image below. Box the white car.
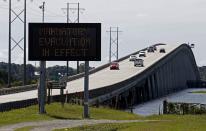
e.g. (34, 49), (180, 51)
(139, 51), (146, 57)
(134, 58), (144, 67)
(129, 55), (137, 61)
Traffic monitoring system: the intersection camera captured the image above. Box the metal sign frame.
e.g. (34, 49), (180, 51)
(28, 23), (101, 61)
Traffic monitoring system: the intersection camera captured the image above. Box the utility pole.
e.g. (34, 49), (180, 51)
(23, 0), (27, 86)
(8, 0), (11, 87)
(66, 3), (69, 79)
(39, 1), (46, 114)
(6, 0), (27, 87)
(61, 3), (85, 74)
(106, 27), (122, 62)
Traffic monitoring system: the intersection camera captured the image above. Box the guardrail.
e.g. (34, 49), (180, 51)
(0, 84), (37, 96)
(0, 93), (80, 112)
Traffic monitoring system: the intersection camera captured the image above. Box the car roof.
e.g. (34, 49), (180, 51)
(135, 58), (143, 60)
(111, 62), (118, 64)
(139, 51), (145, 53)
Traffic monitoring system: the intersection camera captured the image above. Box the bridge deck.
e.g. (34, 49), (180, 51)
(0, 44), (179, 104)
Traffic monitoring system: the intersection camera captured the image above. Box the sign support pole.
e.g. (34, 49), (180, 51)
(39, 1), (46, 114)
(39, 61), (46, 114)
(84, 61), (89, 118)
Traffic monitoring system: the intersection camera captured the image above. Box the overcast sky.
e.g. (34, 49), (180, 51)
(0, 0), (206, 68)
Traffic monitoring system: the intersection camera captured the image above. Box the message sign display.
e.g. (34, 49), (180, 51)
(29, 23), (101, 61)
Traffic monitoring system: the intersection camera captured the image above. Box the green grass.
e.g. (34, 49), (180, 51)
(14, 126), (35, 131)
(0, 103), (141, 126)
(55, 115), (206, 131)
(190, 91), (206, 94)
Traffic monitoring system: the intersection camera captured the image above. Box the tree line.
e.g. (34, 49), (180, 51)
(0, 62), (94, 88)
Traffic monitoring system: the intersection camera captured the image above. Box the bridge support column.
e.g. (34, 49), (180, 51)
(160, 67), (166, 96)
(155, 72), (160, 97)
(151, 74), (157, 98)
(147, 77), (152, 100)
(163, 66), (167, 95)
(140, 87), (144, 103)
(165, 63), (169, 94)
(131, 87), (137, 105)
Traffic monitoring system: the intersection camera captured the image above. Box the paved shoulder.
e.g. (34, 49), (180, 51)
(0, 119), (161, 131)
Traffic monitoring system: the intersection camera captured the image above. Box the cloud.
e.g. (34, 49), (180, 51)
(136, 13), (148, 17)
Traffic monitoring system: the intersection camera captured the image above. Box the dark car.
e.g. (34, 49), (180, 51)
(110, 62), (119, 70)
(159, 48), (166, 53)
(147, 46), (154, 53)
(134, 58), (144, 67)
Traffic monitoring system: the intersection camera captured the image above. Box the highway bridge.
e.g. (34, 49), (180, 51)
(0, 43), (200, 110)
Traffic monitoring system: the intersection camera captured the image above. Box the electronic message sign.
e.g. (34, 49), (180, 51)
(29, 23), (101, 61)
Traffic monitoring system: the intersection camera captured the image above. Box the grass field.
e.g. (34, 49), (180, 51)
(190, 91), (206, 94)
(15, 126), (35, 131)
(2, 103), (206, 131)
(0, 103), (141, 126)
(55, 115), (206, 131)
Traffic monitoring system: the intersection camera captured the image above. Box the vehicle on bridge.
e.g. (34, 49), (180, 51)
(139, 51), (146, 57)
(147, 46), (155, 52)
(159, 48), (166, 53)
(110, 62), (119, 70)
(134, 58), (144, 67)
(129, 55), (137, 61)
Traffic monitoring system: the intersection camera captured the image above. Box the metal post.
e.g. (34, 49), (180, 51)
(39, 61), (46, 113)
(60, 88), (64, 107)
(39, 1), (46, 114)
(42, 2), (45, 22)
(116, 27), (119, 60)
(23, 0), (27, 85)
(67, 3), (69, 23)
(76, 3), (80, 74)
(8, 0), (11, 87)
(66, 3), (69, 78)
(109, 27), (111, 63)
(84, 61), (89, 118)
